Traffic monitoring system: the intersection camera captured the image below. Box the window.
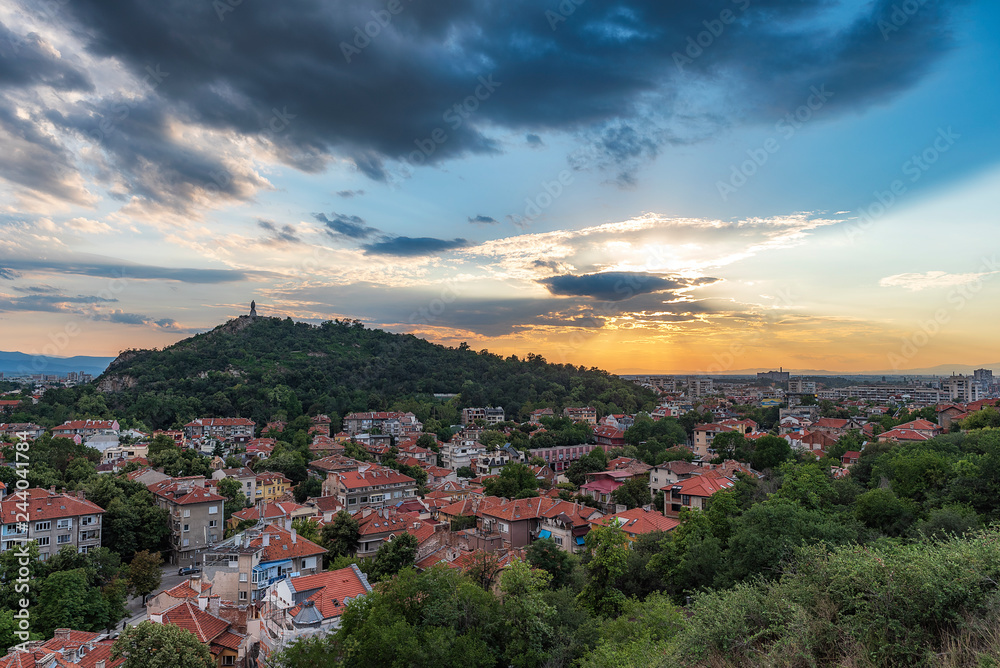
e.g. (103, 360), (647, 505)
(36, 536), (50, 547)
(183, 524), (190, 532)
(554, 536), (563, 546)
(81, 516), (95, 526)
(681, 495), (691, 506)
(303, 556), (316, 570)
(499, 522), (509, 534)
(183, 538), (190, 547)
(208, 506), (218, 515)
(56, 519), (72, 529)
(238, 591), (247, 601)
(209, 520), (218, 528)
(209, 533), (216, 542)
(239, 573), (248, 582)
(223, 655), (235, 666)
(182, 509), (191, 518)
(57, 534), (71, 544)
(34, 521), (51, 532)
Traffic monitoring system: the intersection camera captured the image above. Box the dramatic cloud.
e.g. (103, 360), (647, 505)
(0, 0), (966, 209)
(879, 270), (996, 291)
(0, 292), (117, 313)
(362, 237), (472, 257)
(468, 215), (499, 225)
(540, 272), (714, 301)
(314, 212), (380, 239)
(0, 268), (18, 280)
(0, 255), (260, 283)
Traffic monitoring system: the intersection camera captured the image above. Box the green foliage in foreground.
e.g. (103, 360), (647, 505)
(272, 530), (1000, 668)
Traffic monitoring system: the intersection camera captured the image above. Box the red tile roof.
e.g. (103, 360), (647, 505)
(0, 488), (105, 524)
(668, 471), (736, 497)
(286, 565), (372, 620)
(592, 507), (680, 535)
(158, 600), (233, 644)
(249, 524), (326, 561)
(148, 478), (226, 505)
(336, 466), (415, 490)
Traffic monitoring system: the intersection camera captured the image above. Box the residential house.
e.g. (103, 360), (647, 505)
(877, 428), (932, 443)
(203, 523), (326, 604)
(476, 445), (524, 476)
(342, 411), (422, 436)
(228, 501), (312, 530)
(0, 487), (104, 559)
(148, 476), (228, 567)
(245, 438), (277, 459)
(579, 470), (634, 507)
(842, 451), (861, 466)
(894, 419), (945, 438)
(0, 423), (44, 441)
(592, 425), (625, 449)
(352, 506), (441, 559)
(440, 436), (485, 471)
(149, 599), (248, 667)
(528, 408), (555, 424)
(591, 507), (680, 540)
(534, 500), (603, 553)
(308, 435), (345, 458)
(0, 628), (123, 668)
(691, 423), (735, 458)
(308, 454), (361, 477)
(258, 566), (373, 661)
(211, 467), (259, 502)
(936, 404), (968, 429)
(647, 460), (702, 499)
(663, 471), (737, 518)
(255, 472), (291, 502)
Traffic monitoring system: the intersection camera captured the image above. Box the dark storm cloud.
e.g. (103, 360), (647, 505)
(468, 215), (498, 225)
(539, 272), (714, 301)
(0, 255), (261, 283)
(313, 212), (380, 239)
(362, 236), (471, 257)
(1, 0), (959, 202)
(0, 23), (92, 92)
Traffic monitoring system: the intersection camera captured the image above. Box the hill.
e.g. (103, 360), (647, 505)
(93, 316), (655, 430)
(0, 351), (115, 377)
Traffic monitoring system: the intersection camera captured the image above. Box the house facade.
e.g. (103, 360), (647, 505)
(0, 487), (104, 559)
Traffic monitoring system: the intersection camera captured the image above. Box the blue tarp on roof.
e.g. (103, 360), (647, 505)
(538, 529), (552, 539)
(575, 536), (586, 545)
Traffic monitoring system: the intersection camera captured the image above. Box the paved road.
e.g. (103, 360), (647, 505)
(120, 564), (200, 629)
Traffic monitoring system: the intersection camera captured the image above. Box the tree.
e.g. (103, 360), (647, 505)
(526, 538), (576, 589)
(321, 510), (360, 561)
(578, 523), (630, 617)
(566, 447), (607, 487)
(293, 476), (323, 503)
(854, 488), (916, 537)
(610, 476), (651, 509)
(35, 569), (111, 635)
(463, 550), (505, 591)
(483, 462), (538, 498)
(749, 435), (794, 471)
(112, 620), (214, 668)
(370, 533), (418, 582)
(456, 466), (475, 478)
(127, 550), (163, 601)
(292, 517), (323, 544)
(500, 559), (556, 667)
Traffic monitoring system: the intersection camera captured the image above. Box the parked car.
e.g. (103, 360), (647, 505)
(178, 566), (201, 576)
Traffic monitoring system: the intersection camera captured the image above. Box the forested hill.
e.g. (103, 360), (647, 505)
(93, 316), (655, 430)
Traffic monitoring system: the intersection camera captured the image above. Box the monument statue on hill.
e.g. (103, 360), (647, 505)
(250, 300), (257, 317)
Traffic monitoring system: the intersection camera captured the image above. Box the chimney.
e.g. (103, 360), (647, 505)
(55, 628), (71, 641)
(285, 518), (292, 532)
(291, 528), (297, 544)
(208, 595), (220, 616)
(96, 661), (106, 668)
(49, 485), (56, 495)
(263, 534), (270, 547)
(198, 595), (208, 611)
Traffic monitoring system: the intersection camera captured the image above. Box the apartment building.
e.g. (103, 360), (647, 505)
(562, 406), (597, 425)
(0, 487), (105, 559)
(203, 523), (326, 604)
(440, 436), (486, 472)
(329, 466), (417, 511)
(51, 419), (120, 439)
(183, 417), (256, 444)
(460, 406), (505, 426)
(941, 375), (982, 403)
(342, 411), (423, 437)
(148, 476), (228, 567)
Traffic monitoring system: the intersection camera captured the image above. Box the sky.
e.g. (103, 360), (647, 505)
(0, 0), (998, 374)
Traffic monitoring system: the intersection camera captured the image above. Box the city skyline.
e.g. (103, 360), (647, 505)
(1, 0), (998, 374)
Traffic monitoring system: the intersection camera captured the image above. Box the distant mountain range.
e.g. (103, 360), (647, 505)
(614, 363), (1000, 377)
(0, 351), (116, 377)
